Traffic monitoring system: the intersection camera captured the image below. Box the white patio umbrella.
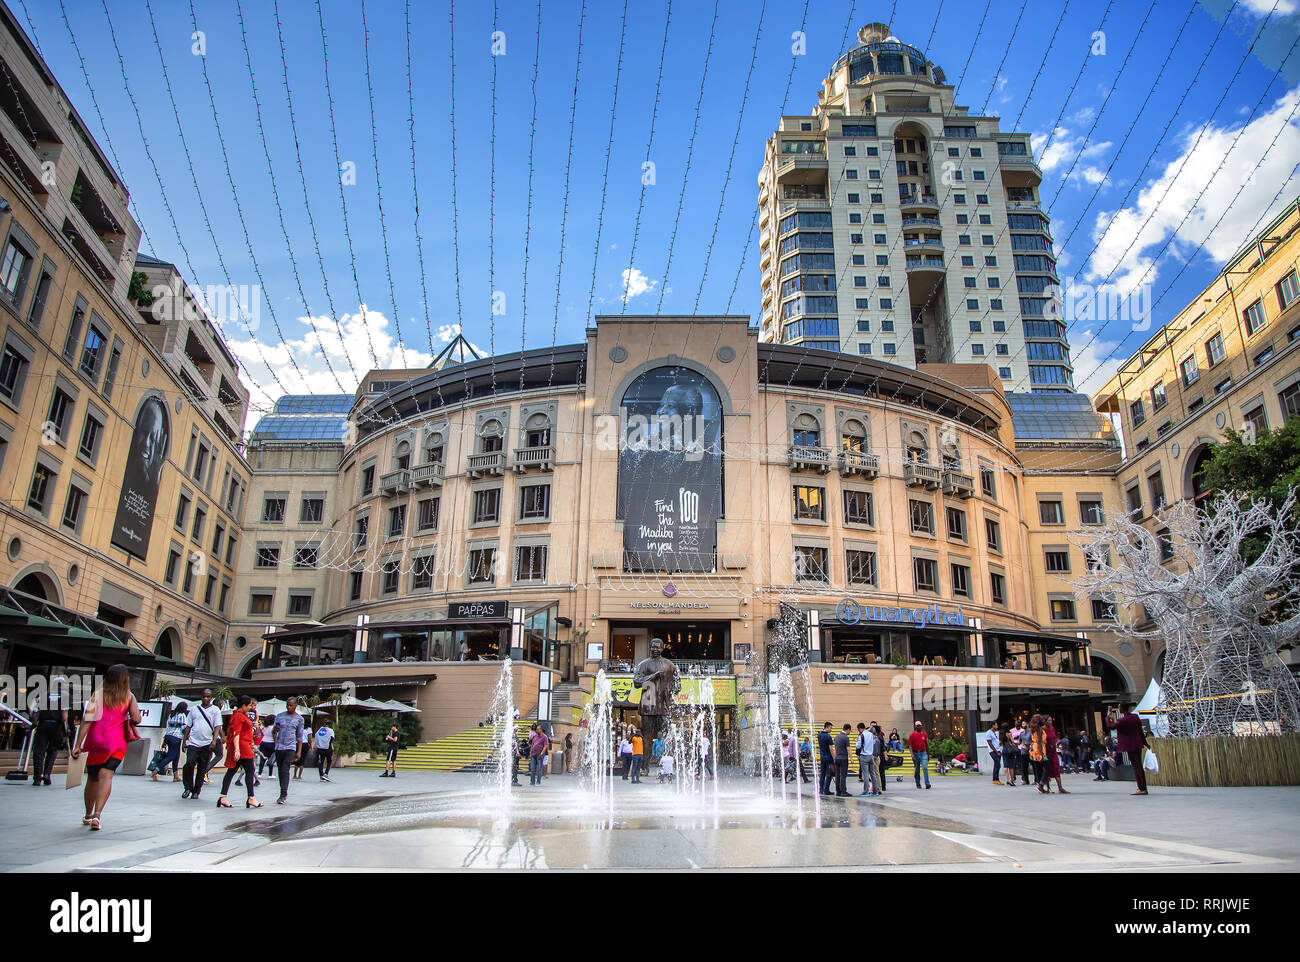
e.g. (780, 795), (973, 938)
(374, 699), (421, 713)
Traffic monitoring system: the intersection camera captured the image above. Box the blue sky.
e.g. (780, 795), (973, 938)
(16, 0), (1300, 416)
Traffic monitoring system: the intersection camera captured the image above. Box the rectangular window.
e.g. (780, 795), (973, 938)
(101, 339), (122, 401)
(793, 545), (829, 583)
(78, 412), (103, 462)
(793, 485), (825, 521)
(1180, 355), (1199, 387)
(361, 465), (376, 496)
(288, 593), (313, 618)
(165, 548), (181, 586)
(990, 571), (1006, 606)
(1079, 499), (1103, 525)
(224, 534), (236, 567)
(1281, 382), (1300, 420)
(843, 489), (874, 525)
(62, 303), (86, 363)
(979, 463), (996, 499)
(175, 493), (191, 531)
(383, 561), (401, 595)
(204, 575), (217, 608)
(1044, 549), (1070, 573)
(1158, 528), (1174, 562)
(913, 556), (938, 593)
(1149, 472), (1166, 511)
(950, 563), (970, 598)
(0, 235), (31, 301)
(262, 497), (285, 523)
(411, 554), (435, 591)
(473, 488), (501, 524)
(1126, 485), (1142, 518)
(47, 386), (74, 443)
(946, 506), (967, 541)
(255, 545), (280, 568)
(349, 570), (363, 602)
(1244, 299), (1266, 336)
(191, 505), (206, 543)
(79, 323), (106, 380)
(0, 342), (30, 403)
(300, 497), (324, 524)
(990, 299), (1003, 311)
(1244, 405), (1268, 436)
(418, 496), (441, 530)
(1205, 333), (1225, 366)
(354, 516), (369, 550)
(1130, 399), (1146, 426)
(846, 549), (877, 586)
(211, 521), (225, 558)
(468, 547), (497, 585)
(294, 544), (318, 569)
(908, 498), (934, 535)
(26, 265), (53, 330)
(1039, 500), (1065, 525)
(985, 517), (1001, 552)
(514, 544), (548, 582)
(388, 504), (407, 537)
(1151, 382), (1167, 410)
(1050, 598), (1076, 622)
(1278, 270), (1300, 310)
(1091, 597), (1116, 621)
(61, 484), (87, 532)
(250, 592), (273, 616)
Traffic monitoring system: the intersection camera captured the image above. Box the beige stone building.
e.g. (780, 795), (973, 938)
(1093, 197), (1300, 679)
(0, 6), (249, 699)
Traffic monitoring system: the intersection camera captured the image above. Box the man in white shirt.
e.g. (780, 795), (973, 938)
(857, 723), (880, 796)
(696, 732), (714, 780)
(315, 723), (336, 782)
(986, 721), (1003, 784)
(180, 689), (223, 800)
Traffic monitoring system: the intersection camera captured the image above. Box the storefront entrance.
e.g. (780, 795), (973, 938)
(605, 620), (731, 670)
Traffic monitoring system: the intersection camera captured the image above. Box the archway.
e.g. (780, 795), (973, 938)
(1185, 444), (1216, 503)
(154, 626), (182, 661)
(10, 563), (62, 606)
(1089, 651), (1134, 696)
(195, 643), (217, 674)
(236, 651), (262, 679)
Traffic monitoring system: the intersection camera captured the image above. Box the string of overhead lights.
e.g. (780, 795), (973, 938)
(517, 0), (546, 393)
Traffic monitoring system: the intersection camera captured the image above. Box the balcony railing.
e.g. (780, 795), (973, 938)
(941, 468), (976, 499)
(906, 256), (945, 271)
(379, 469), (410, 494)
(899, 193), (939, 210)
(512, 445), (555, 472)
(838, 449), (880, 478)
(904, 462), (941, 488)
(410, 462), (445, 487)
(467, 451), (506, 477)
(787, 444), (832, 473)
(598, 659), (733, 676)
(901, 215), (941, 228)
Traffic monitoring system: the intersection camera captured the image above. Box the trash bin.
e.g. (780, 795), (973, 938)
(122, 737), (152, 775)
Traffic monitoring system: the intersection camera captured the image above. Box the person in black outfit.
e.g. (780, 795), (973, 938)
(817, 722), (836, 796)
(834, 724), (852, 796)
(872, 722), (887, 792)
(30, 702), (67, 786)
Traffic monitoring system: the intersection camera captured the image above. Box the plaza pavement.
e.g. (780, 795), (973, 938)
(1, 765), (1296, 872)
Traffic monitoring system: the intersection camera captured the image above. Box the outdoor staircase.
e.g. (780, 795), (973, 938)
(0, 749), (67, 777)
(350, 720), (535, 773)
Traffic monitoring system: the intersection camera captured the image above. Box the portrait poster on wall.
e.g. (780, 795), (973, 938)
(110, 395), (171, 561)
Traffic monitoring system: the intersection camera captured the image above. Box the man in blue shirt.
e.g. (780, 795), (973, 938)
(271, 697), (305, 804)
(817, 722), (835, 796)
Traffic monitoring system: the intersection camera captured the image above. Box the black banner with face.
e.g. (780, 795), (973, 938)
(618, 366), (723, 572)
(111, 396), (171, 561)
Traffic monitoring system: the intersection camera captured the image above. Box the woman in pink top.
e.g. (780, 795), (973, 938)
(71, 664), (141, 830)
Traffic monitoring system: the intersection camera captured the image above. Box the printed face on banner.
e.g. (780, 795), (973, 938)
(617, 367), (723, 573)
(111, 396), (171, 561)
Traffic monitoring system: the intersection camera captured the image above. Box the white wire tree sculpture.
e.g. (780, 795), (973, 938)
(1071, 489), (1300, 737)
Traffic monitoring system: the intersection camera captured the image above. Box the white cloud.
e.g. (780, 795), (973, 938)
(620, 267), (658, 303)
(1070, 327), (1126, 397)
(1242, 0), (1296, 15)
(224, 305), (436, 414)
(1032, 126), (1112, 187)
(1085, 86), (1300, 294)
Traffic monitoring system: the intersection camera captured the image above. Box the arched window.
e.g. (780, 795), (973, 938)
(841, 417), (868, 451)
(480, 418), (504, 453)
(792, 413), (821, 448)
(907, 430), (929, 464)
(524, 412), (551, 448)
(1189, 447), (1215, 502)
(195, 644), (214, 673)
(424, 431), (444, 464)
(394, 440), (410, 471)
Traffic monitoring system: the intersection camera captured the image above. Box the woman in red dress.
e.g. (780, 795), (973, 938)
(217, 694), (262, 808)
(71, 664), (141, 830)
(1044, 714), (1070, 794)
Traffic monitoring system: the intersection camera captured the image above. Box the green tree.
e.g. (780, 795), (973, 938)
(1201, 418), (1300, 565)
(127, 270), (155, 307)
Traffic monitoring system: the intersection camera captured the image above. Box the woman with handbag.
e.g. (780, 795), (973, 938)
(1044, 714), (1069, 794)
(70, 664), (141, 831)
(216, 694), (262, 809)
(1028, 714), (1050, 794)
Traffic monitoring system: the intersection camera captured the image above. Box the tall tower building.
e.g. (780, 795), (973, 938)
(757, 23), (1073, 393)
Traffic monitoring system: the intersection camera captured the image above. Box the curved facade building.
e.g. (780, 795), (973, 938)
(242, 316), (1120, 757)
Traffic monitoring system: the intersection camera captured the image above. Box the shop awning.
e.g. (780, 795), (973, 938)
(0, 587), (186, 672)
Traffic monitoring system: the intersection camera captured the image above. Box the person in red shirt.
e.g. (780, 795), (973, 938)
(1104, 703), (1150, 795)
(908, 721), (932, 789)
(217, 694), (262, 808)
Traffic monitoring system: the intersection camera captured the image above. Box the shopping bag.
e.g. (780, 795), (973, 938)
(1142, 748), (1159, 773)
(65, 751), (86, 790)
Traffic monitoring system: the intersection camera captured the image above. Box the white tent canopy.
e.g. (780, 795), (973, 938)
(1134, 678), (1170, 738)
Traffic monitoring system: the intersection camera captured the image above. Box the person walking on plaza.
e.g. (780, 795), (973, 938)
(181, 689), (223, 800)
(833, 724), (852, 796)
(30, 697), (68, 787)
(817, 722), (835, 796)
(233, 699), (261, 788)
(314, 721), (336, 782)
(257, 715), (276, 780)
(292, 722), (312, 780)
(986, 720), (1002, 785)
(148, 701), (186, 783)
(271, 697), (305, 804)
(510, 728), (521, 785)
(1017, 720), (1032, 786)
(1000, 726), (1018, 786)
(1105, 703), (1150, 796)
(1028, 714), (1049, 793)
(871, 723), (887, 792)
(1045, 715), (1069, 794)
(70, 664), (140, 831)
(382, 724), (401, 776)
(857, 722), (880, 796)
(1076, 730), (1091, 771)
(909, 721), (932, 789)
(630, 728), (644, 783)
(618, 731), (633, 780)
(528, 723), (548, 786)
(564, 732), (574, 773)
(217, 695), (262, 809)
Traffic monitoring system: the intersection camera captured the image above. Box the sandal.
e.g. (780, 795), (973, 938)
(82, 814), (95, 825)
(247, 798), (262, 808)
(89, 817), (101, 831)
(216, 797), (233, 808)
